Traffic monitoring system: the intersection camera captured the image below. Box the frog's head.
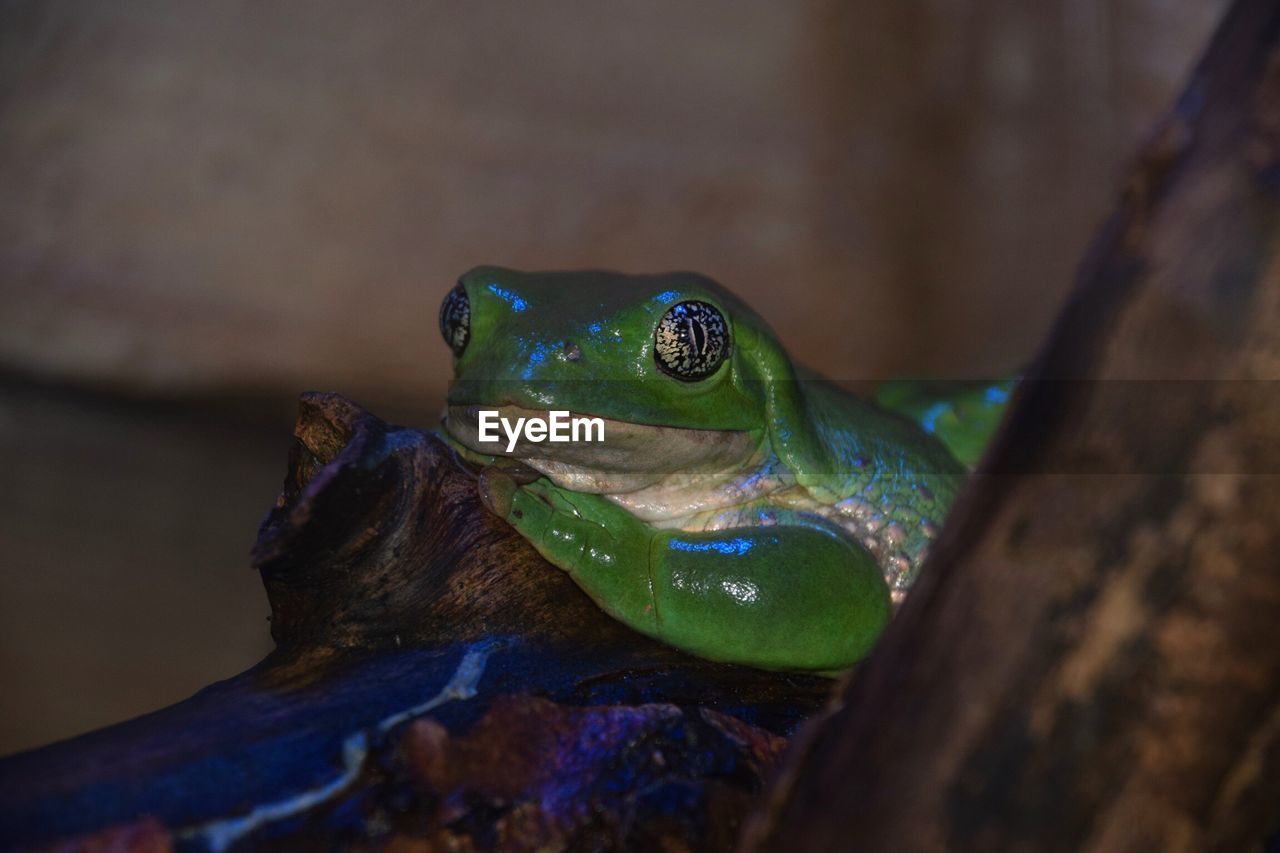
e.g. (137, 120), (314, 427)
(440, 266), (827, 492)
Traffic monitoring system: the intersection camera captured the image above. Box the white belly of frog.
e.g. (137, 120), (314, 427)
(604, 448), (934, 602)
(672, 499), (929, 603)
(602, 449), (792, 522)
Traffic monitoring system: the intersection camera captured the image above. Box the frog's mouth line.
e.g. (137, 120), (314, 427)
(444, 404), (758, 494)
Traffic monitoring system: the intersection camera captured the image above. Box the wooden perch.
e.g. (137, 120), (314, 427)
(743, 0), (1280, 850)
(0, 393), (829, 851)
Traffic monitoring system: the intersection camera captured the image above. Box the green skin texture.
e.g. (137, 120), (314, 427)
(442, 266), (1008, 674)
(874, 377), (1017, 468)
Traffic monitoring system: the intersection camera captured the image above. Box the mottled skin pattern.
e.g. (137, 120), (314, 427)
(440, 266), (1003, 673)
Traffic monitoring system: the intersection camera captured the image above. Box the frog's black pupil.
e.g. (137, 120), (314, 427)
(439, 284), (470, 357)
(690, 317), (706, 354)
(654, 300), (729, 381)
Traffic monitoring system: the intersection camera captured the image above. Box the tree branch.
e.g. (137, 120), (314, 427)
(0, 394), (829, 851)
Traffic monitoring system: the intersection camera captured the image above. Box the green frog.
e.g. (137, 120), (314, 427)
(439, 266), (1011, 673)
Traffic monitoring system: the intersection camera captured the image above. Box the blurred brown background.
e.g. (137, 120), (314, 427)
(0, 0), (1226, 754)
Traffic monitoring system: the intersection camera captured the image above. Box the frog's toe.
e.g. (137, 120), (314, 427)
(477, 466), (517, 517)
(519, 479), (585, 516)
(506, 482), (563, 537)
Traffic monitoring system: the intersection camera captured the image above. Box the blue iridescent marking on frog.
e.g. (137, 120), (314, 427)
(488, 283), (529, 312)
(920, 402), (950, 435)
(670, 536), (756, 556)
(521, 341), (555, 380)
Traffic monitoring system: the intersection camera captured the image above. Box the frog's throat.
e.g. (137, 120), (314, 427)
(444, 404), (760, 494)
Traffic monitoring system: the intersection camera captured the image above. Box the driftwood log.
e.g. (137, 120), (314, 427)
(0, 392), (831, 851)
(2, 0), (1279, 850)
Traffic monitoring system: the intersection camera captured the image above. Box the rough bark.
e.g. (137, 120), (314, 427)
(742, 0), (1280, 850)
(0, 394), (829, 851)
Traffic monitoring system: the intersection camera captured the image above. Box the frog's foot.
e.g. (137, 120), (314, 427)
(505, 479), (891, 674)
(646, 524), (891, 672)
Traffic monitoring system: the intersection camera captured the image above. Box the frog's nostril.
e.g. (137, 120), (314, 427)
(563, 342), (583, 362)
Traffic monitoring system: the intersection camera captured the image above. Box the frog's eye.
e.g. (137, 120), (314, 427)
(439, 283), (470, 357)
(654, 300), (730, 381)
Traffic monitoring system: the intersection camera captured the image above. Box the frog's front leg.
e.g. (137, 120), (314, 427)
(507, 480), (891, 673)
(504, 479), (662, 634)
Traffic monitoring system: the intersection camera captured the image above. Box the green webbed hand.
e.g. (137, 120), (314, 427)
(507, 479), (891, 672)
(505, 479), (659, 631)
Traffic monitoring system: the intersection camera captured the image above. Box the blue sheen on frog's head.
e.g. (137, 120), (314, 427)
(441, 265), (793, 431)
